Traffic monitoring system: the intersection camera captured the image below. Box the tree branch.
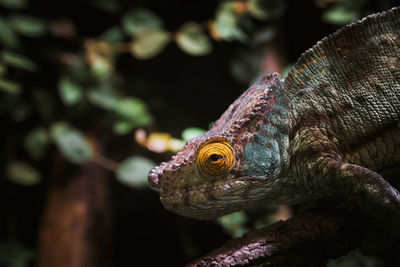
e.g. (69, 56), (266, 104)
(37, 156), (113, 267)
(188, 202), (367, 267)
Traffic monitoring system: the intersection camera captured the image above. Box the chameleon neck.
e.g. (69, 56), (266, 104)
(240, 74), (290, 181)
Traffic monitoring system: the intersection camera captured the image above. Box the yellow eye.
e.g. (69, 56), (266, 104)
(197, 141), (234, 176)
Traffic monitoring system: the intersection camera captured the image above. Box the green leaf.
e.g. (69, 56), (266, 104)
(99, 26), (124, 43)
(114, 97), (153, 130)
(0, 78), (21, 94)
(9, 14), (47, 37)
(50, 122), (93, 164)
(130, 30), (171, 60)
(113, 115), (153, 135)
(248, 0), (286, 20)
(90, 58), (112, 81)
(67, 61), (90, 83)
(7, 161), (42, 186)
(24, 127), (49, 160)
(214, 21), (247, 42)
(168, 138), (185, 152)
(0, 16), (19, 48)
(0, 240), (34, 267)
(214, 2), (247, 42)
(181, 127), (206, 142)
(58, 77), (84, 106)
(122, 8), (163, 37)
(50, 121), (70, 140)
(217, 211), (248, 238)
(113, 120), (135, 135)
(86, 84), (119, 110)
(176, 22), (213, 56)
(65, 58), (92, 84)
(0, 0), (27, 9)
(90, 0), (119, 14)
(115, 97), (147, 118)
(1, 50), (37, 72)
(322, 4), (359, 25)
(327, 250), (383, 267)
(0, 63), (6, 76)
(117, 156), (155, 188)
(57, 132), (93, 164)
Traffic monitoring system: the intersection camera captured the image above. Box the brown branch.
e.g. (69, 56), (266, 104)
(91, 151), (120, 172)
(112, 42), (133, 53)
(187, 202), (367, 267)
(37, 155), (113, 267)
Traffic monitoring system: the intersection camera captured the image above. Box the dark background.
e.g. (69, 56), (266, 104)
(1, 0), (399, 266)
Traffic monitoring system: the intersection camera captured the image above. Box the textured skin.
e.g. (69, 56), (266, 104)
(189, 203), (366, 266)
(149, 74), (294, 218)
(148, 7), (400, 252)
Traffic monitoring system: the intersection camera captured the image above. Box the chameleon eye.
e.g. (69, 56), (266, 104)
(197, 141), (234, 176)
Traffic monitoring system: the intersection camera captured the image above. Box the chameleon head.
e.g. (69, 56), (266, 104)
(148, 72), (291, 219)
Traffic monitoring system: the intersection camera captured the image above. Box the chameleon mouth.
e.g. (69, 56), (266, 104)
(148, 160), (182, 190)
(159, 177), (261, 220)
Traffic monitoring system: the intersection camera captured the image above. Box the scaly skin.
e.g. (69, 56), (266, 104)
(148, 7), (400, 253)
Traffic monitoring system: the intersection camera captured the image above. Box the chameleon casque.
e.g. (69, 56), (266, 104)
(148, 7), (400, 252)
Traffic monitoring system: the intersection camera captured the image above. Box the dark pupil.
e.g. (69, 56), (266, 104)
(209, 154), (223, 162)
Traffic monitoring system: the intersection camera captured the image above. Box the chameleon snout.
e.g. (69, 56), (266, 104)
(148, 167), (160, 188)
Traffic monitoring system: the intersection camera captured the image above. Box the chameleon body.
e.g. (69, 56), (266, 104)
(148, 7), (400, 251)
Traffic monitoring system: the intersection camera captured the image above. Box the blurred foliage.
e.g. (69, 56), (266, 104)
(217, 211), (249, 238)
(0, 0), (397, 266)
(181, 127), (206, 142)
(176, 22), (213, 56)
(322, 0), (368, 25)
(6, 161), (41, 186)
(0, 1), (284, 263)
(50, 121), (94, 164)
(0, 241), (34, 267)
(116, 156), (155, 188)
(327, 250), (383, 267)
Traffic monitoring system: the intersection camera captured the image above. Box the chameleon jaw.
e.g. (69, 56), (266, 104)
(159, 177), (270, 220)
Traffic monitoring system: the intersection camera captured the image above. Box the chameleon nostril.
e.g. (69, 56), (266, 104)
(148, 170), (160, 188)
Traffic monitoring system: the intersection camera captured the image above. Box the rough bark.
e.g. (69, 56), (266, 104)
(188, 202), (367, 267)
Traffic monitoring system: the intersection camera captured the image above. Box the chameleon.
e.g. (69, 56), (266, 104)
(148, 7), (400, 253)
